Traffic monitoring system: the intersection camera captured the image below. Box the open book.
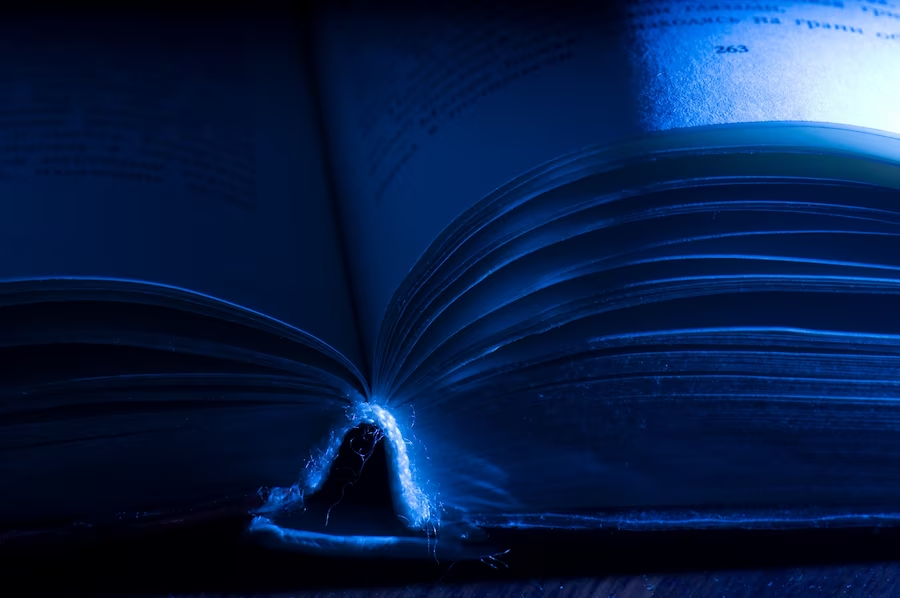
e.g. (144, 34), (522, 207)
(4, 0), (900, 560)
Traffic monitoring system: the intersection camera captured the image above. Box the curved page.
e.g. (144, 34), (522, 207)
(0, 6), (364, 370)
(311, 0), (900, 354)
(372, 129), (900, 536)
(0, 278), (363, 529)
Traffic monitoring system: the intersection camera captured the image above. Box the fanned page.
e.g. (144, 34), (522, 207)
(312, 0), (900, 351)
(0, 6), (367, 533)
(269, 0), (900, 554)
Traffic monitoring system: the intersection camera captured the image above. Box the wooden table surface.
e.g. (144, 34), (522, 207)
(211, 567), (898, 598)
(4, 513), (900, 597)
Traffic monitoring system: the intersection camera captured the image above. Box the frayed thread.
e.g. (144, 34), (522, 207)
(254, 401), (439, 534)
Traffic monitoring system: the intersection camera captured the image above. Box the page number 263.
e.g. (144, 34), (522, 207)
(715, 45), (749, 54)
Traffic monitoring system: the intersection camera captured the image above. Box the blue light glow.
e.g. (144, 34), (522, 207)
(254, 401), (438, 535)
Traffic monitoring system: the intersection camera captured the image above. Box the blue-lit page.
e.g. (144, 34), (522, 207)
(373, 138), (900, 537)
(0, 11), (362, 369)
(0, 10), (367, 531)
(266, 0), (900, 552)
(312, 0), (900, 354)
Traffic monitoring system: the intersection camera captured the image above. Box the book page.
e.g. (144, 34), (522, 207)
(311, 0), (900, 354)
(0, 6), (363, 369)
